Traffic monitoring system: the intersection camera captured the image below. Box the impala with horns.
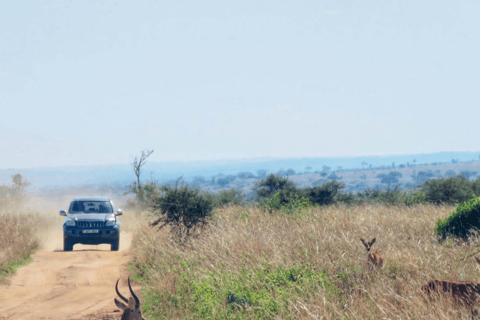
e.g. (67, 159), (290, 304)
(115, 277), (145, 320)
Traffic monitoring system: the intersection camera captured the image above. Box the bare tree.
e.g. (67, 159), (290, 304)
(128, 150), (154, 204)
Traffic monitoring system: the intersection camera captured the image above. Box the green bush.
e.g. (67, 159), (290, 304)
(470, 177), (480, 196)
(253, 174), (297, 200)
(435, 196), (480, 239)
(335, 192), (357, 205)
(151, 184), (214, 240)
(263, 191), (312, 213)
(421, 175), (473, 205)
(302, 181), (344, 205)
(213, 189), (245, 207)
(336, 188), (426, 206)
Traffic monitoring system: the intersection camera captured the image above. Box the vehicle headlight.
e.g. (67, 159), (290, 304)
(105, 218), (116, 226)
(65, 219), (76, 226)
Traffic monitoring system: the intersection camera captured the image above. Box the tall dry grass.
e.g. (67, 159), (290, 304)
(0, 202), (57, 279)
(131, 204), (480, 319)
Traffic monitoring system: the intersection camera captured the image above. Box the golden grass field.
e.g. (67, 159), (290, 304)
(0, 202), (57, 283)
(130, 204), (480, 319)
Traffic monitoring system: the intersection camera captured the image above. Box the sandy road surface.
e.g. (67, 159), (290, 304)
(0, 230), (135, 320)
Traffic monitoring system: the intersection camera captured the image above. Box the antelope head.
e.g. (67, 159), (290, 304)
(360, 238), (376, 252)
(360, 237), (384, 268)
(115, 278), (145, 320)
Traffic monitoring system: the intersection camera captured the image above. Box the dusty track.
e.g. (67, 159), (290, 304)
(0, 230), (135, 320)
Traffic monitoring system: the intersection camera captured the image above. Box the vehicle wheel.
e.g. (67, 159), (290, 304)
(64, 237), (73, 251)
(111, 238), (119, 251)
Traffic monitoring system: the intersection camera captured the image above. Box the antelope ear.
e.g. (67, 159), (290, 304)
(128, 297), (136, 309)
(115, 298), (127, 310)
(360, 238), (368, 248)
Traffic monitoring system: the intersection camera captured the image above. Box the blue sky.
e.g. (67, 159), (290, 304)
(1, 1), (479, 170)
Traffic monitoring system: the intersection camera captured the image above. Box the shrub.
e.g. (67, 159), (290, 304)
(335, 192), (356, 205)
(263, 191), (311, 213)
(435, 196), (480, 239)
(212, 189), (245, 207)
(420, 175), (473, 204)
(414, 170), (434, 185)
(377, 171), (402, 186)
(471, 177), (480, 196)
(327, 173), (342, 180)
(461, 170), (478, 180)
(217, 175), (236, 187)
(302, 181), (344, 205)
(253, 174), (297, 200)
(348, 188), (425, 206)
(151, 184), (214, 241)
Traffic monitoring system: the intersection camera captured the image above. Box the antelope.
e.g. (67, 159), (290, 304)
(360, 238), (384, 269)
(422, 256), (480, 313)
(114, 277), (145, 320)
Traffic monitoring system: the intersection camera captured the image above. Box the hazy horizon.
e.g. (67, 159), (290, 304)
(1, 150), (479, 171)
(2, 150), (479, 188)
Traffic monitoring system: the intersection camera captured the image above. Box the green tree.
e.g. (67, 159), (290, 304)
(253, 174), (297, 200)
(150, 183), (214, 241)
(301, 180), (344, 205)
(421, 175), (473, 205)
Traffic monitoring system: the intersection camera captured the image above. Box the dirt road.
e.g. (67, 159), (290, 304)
(0, 229), (135, 320)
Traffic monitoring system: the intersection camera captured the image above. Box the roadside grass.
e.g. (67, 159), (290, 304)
(0, 203), (57, 282)
(130, 204), (480, 319)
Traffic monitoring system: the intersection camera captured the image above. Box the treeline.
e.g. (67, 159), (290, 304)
(130, 173), (480, 214)
(259, 173), (480, 208)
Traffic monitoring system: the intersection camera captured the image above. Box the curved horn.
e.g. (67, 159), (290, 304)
(128, 277), (141, 309)
(115, 278), (128, 303)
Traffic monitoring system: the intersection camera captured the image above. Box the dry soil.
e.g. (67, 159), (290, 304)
(0, 228), (135, 320)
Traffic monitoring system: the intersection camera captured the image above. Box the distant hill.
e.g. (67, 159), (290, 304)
(1, 151), (479, 191)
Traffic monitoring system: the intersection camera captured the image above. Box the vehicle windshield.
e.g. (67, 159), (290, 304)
(69, 201), (113, 214)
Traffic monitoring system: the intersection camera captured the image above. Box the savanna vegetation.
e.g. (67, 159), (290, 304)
(130, 204), (480, 319)
(122, 169), (480, 319)
(0, 174), (56, 282)
(5, 153), (480, 319)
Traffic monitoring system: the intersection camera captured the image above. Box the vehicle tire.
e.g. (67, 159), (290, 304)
(64, 237), (73, 251)
(111, 238), (119, 251)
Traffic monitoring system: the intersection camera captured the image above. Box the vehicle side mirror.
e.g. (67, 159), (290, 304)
(59, 210), (67, 216)
(115, 209), (123, 216)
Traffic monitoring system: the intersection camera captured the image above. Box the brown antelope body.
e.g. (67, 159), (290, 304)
(422, 278), (480, 308)
(360, 238), (384, 268)
(115, 278), (145, 320)
(422, 256), (480, 313)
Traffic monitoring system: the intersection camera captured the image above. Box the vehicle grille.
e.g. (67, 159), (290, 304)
(77, 221), (104, 228)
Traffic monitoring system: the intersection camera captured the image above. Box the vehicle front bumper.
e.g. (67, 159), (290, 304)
(63, 224), (120, 245)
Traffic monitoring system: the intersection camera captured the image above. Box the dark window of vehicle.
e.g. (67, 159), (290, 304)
(69, 201), (113, 214)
